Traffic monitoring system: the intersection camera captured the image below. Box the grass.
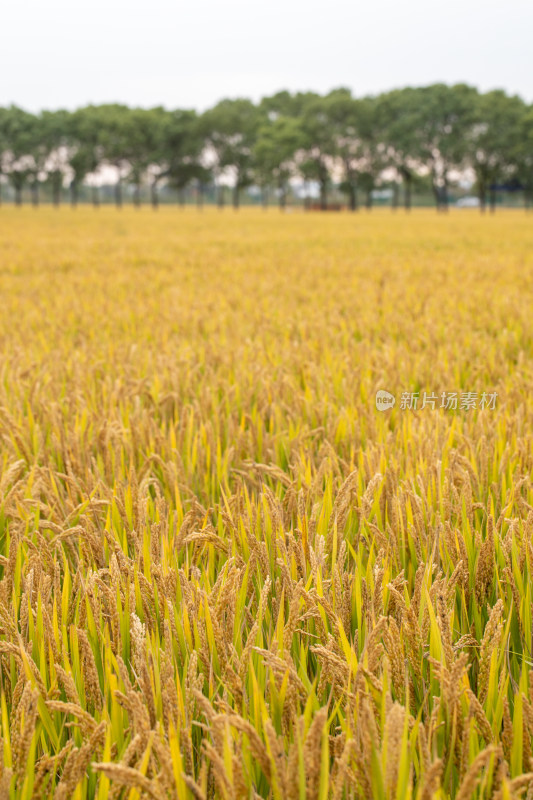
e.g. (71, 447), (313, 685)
(1, 207), (533, 798)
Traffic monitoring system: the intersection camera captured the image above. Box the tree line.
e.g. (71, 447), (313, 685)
(1, 84), (532, 211)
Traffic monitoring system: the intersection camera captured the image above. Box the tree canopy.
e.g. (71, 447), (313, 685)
(0, 85), (531, 210)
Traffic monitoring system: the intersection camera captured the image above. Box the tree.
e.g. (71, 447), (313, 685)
(512, 107), (533, 209)
(352, 97), (388, 210)
(0, 106), (37, 205)
(159, 109), (207, 208)
(465, 90), (525, 212)
(67, 107), (103, 207)
(40, 110), (71, 206)
(298, 94), (335, 210)
(326, 89), (369, 211)
(254, 116), (304, 209)
(95, 104), (136, 208)
(408, 84), (478, 210)
(0, 108), (9, 204)
(201, 99), (262, 209)
(116, 107), (174, 207)
(377, 88), (424, 210)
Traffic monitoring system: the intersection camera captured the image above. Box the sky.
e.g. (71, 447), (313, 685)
(2, 0), (532, 112)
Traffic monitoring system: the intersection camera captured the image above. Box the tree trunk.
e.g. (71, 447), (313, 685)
(115, 180), (122, 209)
(31, 183), (39, 208)
(347, 183), (357, 211)
(489, 188), (497, 213)
(432, 181), (441, 212)
(70, 181), (78, 208)
(151, 180), (159, 210)
(53, 182), (61, 207)
(278, 177), (287, 211)
(392, 183), (399, 210)
(304, 189), (310, 211)
(403, 176), (412, 211)
(133, 182), (141, 208)
(217, 184), (225, 209)
(479, 183), (486, 213)
(441, 179), (449, 212)
(10, 175), (24, 205)
(365, 189), (373, 210)
(233, 185), (240, 210)
(320, 180), (327, 211)
(262, 187), (269, 209)
(196, 182), (204, 211)
(92, 186), (100, 208)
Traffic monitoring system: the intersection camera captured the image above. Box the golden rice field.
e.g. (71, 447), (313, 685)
(1, 207), (533, 799)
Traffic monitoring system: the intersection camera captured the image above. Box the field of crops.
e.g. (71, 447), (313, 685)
(1, 207), (533, 799)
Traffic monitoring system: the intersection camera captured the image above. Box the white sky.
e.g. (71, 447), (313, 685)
(2, 0), (532, 112)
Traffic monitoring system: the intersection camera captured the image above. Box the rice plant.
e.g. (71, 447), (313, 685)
(1, 207), (533, 798)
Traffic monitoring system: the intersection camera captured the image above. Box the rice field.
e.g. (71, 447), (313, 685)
(1, 207), (533, 799)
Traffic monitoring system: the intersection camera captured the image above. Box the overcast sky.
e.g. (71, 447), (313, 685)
(2, 0), (532, 112)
